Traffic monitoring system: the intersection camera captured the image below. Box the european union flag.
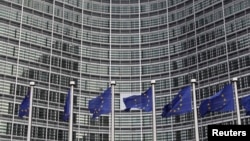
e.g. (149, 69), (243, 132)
(161, 86), (192, 117)
(123, 87), (152, 112)
(199, 84), (234, 117)
(63, 89), (70, 121)
(240, 95), (250, 115)
(19, 90), (30, 118)
(88, 87), (111, 119)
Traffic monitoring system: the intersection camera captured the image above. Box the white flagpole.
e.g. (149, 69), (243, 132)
(232, 77), (241, 125)
(151, 80), (157, 141)
(191, 79), (199, 141)
(27, 81), (35, 141)
(69, 81), (75, 141)
(111, 81), (116, 141)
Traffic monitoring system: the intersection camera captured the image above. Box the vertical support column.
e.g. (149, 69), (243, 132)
(27, 81), (35, 141)
(68, 81), (75, 141)
(232, 77), (241, 125)
(111, 81), (116, 141)
(151, 80), (157, 141)
(191, 79), (199, 141)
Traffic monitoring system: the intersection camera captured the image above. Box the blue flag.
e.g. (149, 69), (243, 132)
(240, 95), (250, 115)
(88, 87), (111, 119)
(123, 87), (152, 112)
(19, 90), (30, 118)
(161, 86), (192, 117)
(199, 84), (234, 117)
(63, 89), (70, 121)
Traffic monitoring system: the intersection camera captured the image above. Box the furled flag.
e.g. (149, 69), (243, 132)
(161, 86), (192, 117)
(199, 84), (234, 117)
(123, 87), (152, 112)
(63, 89), (70, 121)
(240, 95), (250, 115)
(88, 87), (111, 119)
(19, 90), (30, 118)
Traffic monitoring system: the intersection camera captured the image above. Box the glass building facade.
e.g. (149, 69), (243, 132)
(0, 0), (250, 140)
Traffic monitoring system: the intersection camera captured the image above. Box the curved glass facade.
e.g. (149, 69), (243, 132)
(0, 0), (250, 140)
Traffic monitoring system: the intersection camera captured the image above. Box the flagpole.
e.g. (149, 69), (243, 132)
(111, 81), (116, 141)
(151, 80), (157, 141)
(191, 79), (199, 141)
(232, 77), (241, 125)
(27, 81), (35, 141)
(69, 81), (75, 141)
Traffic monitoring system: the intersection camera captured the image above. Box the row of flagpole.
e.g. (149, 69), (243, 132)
(22, 80), (155, 141)
(191, 77), (242, 140)
(24, 81), (76, 141)
(21, 77), (246, 141)
(191, 78), (241, 141)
